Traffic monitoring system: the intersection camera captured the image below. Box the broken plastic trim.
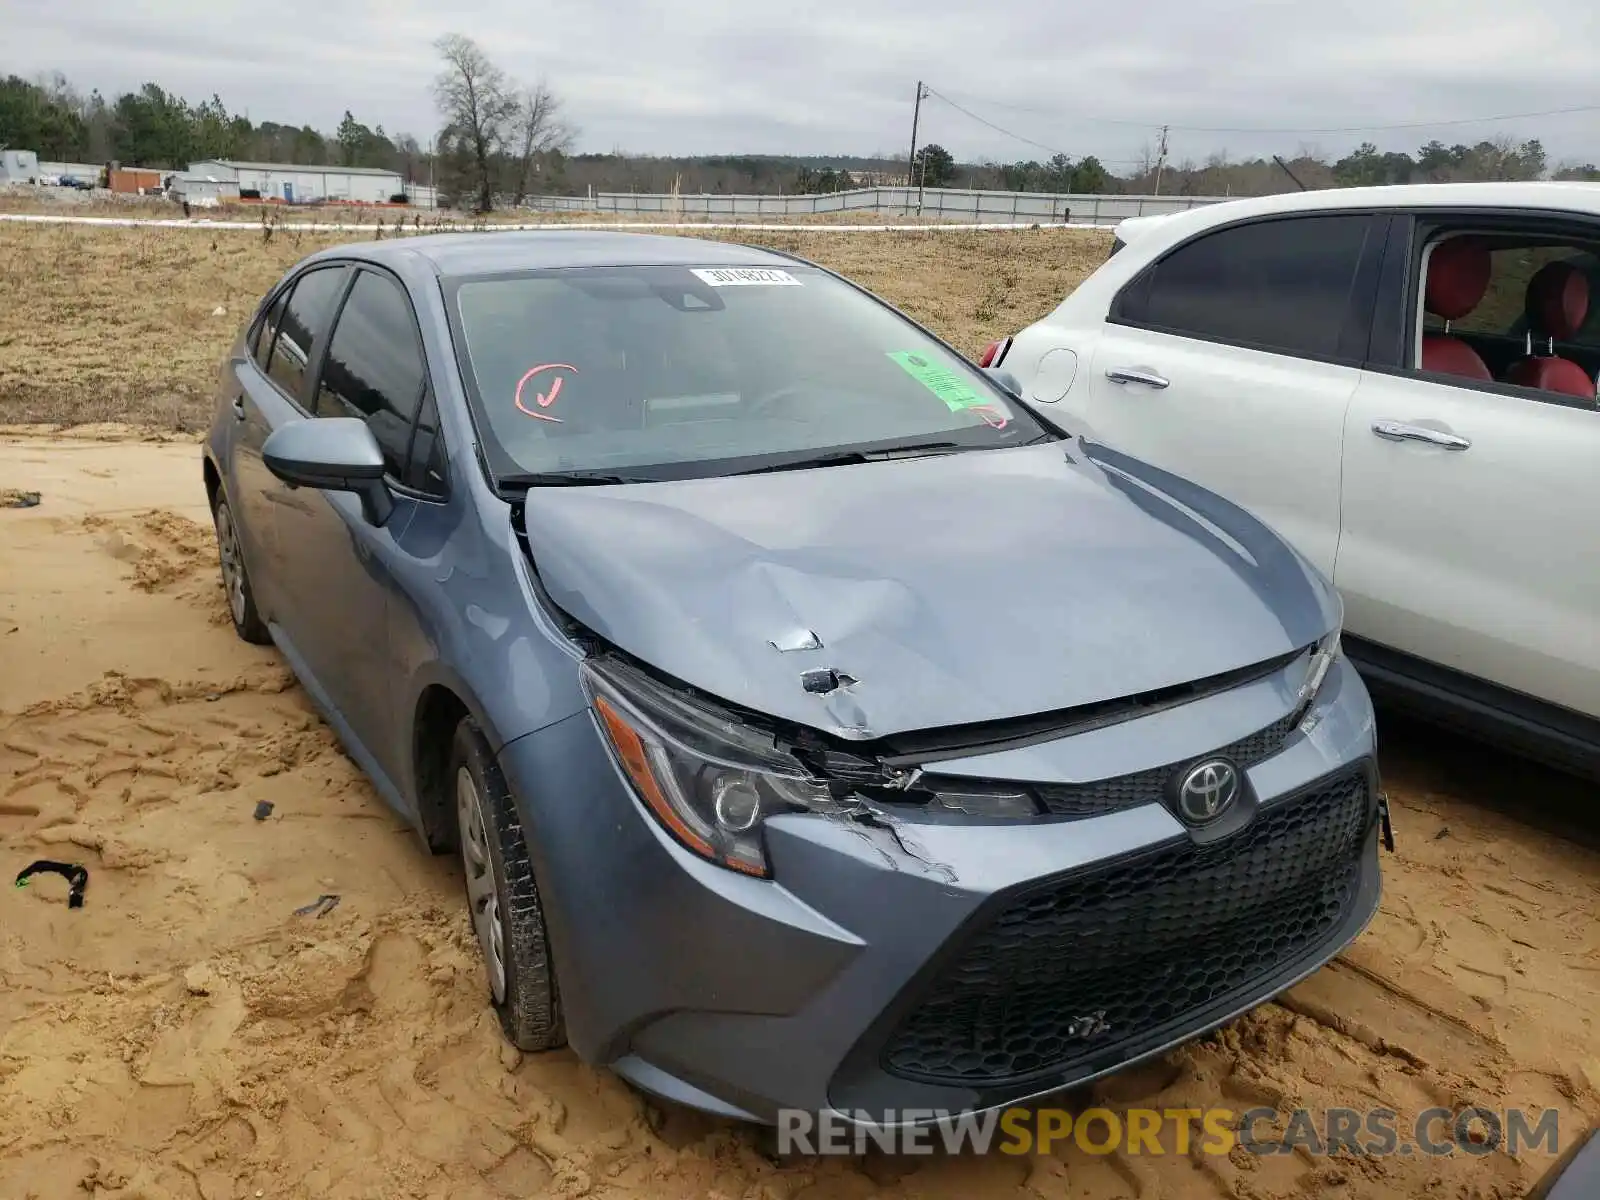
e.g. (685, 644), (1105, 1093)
(1376, 790), (1397, 853)
(582, 652), (1051, 876)
(1287, 631), (1343, 733)
(574, 641), (1339, 833)
(800, 667), (857, 695)
(582, 655), (857, 876)
(14, 860), (89, 908)
(872, 645), (1311, 766)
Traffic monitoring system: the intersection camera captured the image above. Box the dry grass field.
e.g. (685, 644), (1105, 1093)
(0, 222), (1110, 429)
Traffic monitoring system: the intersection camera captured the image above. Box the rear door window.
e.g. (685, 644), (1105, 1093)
(1116, 215), (1373, 360)
(314, 269), (428, 479)
(263, 265), (349, 404)
(251, 289), (289, 369)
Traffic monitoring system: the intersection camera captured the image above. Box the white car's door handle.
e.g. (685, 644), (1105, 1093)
(1371, 420), (1471, 451)
(1105, 366), (1170, 389)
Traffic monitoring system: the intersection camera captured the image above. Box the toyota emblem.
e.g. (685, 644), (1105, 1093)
(1174, 759), (1240, 825)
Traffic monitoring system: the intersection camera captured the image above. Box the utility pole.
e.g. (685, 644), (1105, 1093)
(907, 80), (929, 215)
(1152, 124), (1170, 196)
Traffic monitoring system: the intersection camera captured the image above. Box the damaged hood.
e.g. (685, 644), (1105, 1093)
(520, 440), (1338, 740)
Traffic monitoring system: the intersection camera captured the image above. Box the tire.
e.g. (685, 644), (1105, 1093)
(211, 492), (271, 645)
(451, 717), (566, 1052)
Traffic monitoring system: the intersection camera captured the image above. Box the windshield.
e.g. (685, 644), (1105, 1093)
(444, 263), (1050, 482)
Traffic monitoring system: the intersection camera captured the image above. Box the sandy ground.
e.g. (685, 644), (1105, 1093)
(1, 432), (1598, 1200)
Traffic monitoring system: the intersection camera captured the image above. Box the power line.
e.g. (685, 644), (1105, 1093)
(920, 88), (1144, 164)
(934, 89), (1600, 136)
(924, 88), (1066, 157)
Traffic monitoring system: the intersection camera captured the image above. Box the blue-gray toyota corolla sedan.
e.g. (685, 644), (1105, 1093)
(203, 230), (1384, 1127)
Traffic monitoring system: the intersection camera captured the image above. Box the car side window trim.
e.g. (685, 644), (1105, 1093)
(246, 284), (285, 357)
(1339, 214), (1392, 363)
(310, 263), (450, 502)
(398, 384), (451, 502)
(1364, 214), (1413, 369)
(250, 287), (290, 372)
(1366, 209), (1600, 413)
(1361, 361), (1600, 412)
(1105, 211), (1390, 369)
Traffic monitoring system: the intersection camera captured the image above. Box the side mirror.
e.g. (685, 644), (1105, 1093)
(263, 418), (394, 526)
(983, 367), (1025, 399)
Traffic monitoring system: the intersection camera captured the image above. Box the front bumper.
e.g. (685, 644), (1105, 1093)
(496, 654), (1380, 1125)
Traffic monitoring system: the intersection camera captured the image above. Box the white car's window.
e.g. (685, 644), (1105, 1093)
(445, 264), (1048, 482)
(1115, 215), (1372, 361)
(1415, 232), (1600, 405)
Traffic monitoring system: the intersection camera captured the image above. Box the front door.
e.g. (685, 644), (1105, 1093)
(267, 266), (437, 797)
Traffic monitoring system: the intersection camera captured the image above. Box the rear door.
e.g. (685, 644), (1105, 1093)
(1338, 213), (1600, 726)
(1083, 213), (1387, 577)
(269, 265), (437, 789)
(228, 263), (352, 619)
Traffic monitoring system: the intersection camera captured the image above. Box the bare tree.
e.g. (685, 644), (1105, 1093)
(509, 82), (575, 206)
(432, 33), (516, 212)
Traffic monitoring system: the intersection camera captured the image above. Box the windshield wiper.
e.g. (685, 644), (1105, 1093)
(498, 471), (646, 488)
(732, 441), (967, 476)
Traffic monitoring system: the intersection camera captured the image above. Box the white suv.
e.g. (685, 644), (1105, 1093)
(991, 182), (1600, 777)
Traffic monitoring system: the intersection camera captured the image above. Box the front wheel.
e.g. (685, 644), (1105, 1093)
(452, 717), (566, 1052)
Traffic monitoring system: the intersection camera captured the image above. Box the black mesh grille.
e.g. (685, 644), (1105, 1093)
(881, 767), (1371, 1087)
(1033, 713), (1296, 818)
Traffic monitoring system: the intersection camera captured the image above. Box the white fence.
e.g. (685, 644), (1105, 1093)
(522, 186), (1230, 226)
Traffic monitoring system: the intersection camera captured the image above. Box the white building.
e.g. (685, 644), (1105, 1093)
(169, 171), (240, 207)
(185, 159), (403, 204)
(0, 150), (41, 184)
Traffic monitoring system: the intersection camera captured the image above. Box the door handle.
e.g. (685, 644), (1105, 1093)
(1105, 367), (1170, 389)
(231, 396), (247, 420)
(1371, 420), (1471, 451)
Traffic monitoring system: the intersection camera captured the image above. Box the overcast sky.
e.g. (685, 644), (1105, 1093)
(7, 0), (1600, 168)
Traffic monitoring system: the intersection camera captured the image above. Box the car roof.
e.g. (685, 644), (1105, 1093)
(1131, 181), (1600, 243)
(305, 229), (801, 276)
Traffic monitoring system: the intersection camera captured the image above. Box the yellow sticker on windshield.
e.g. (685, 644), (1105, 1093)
(886, 351), (1010, 428)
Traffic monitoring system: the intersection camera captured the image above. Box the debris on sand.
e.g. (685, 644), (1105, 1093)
(14, 860), (89, 907)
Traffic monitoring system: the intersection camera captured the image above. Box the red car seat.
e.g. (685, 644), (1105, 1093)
(1420, 237), (1492, 382)
(1504, 261), (1596, 400)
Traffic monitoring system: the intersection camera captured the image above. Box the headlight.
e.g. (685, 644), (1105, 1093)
(582, 658), (845, 877)
(582, 657), (1039, 877)
(1291, 629), (1343, 732)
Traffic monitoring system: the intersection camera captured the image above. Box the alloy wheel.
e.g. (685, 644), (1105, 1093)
(457, 766), (508, 1004)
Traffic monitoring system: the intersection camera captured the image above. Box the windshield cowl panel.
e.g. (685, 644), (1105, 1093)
(442, 263), (1050, 485)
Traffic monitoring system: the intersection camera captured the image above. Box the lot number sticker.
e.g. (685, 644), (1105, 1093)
(690, 267), (802, 287)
